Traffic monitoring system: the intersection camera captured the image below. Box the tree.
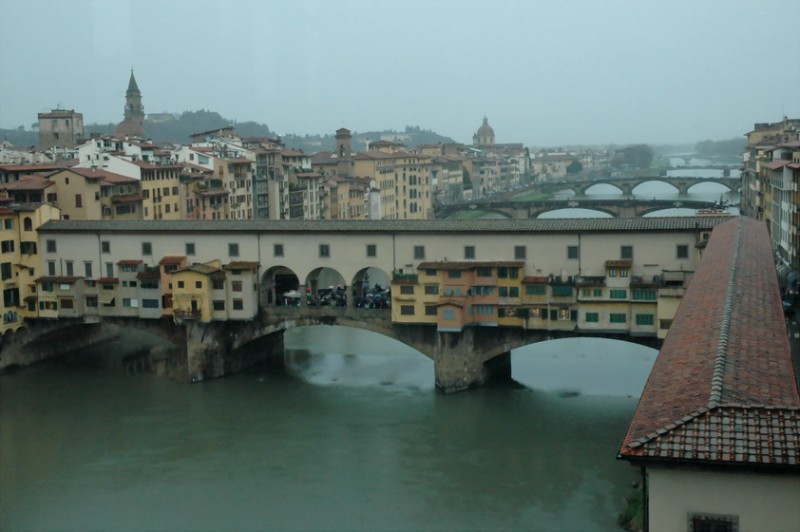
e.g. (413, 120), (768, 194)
(566, 160), (583, 175)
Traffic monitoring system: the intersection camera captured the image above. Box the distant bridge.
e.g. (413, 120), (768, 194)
(436, 198), (721, 219)
(533, 175), (740, 197)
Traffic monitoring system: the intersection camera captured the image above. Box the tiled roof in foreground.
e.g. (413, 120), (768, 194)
(619, 217), (800, 468)
(37, 216), (729, 235)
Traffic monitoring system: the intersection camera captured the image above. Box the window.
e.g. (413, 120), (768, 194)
(620, 268), (629, 277)
(213, 300), (225, 311)
(442, 309), (456, 320)
(551, 285), (572, 297)
(526, 284), (546, 295)
(195, 281), (202, 289)
(60, 298), (74, 310)
(177, 280), (185, 288)
(413, 245), (425, 260)
(46, 239), (57, 253)
(608, 268), (617, 277)
(366, 244), (376, 258)
(677, 244), (689, 259)
(84, 262), (93, 278)
(477, 267), (491, 277)
(232, 281), (243, 292)
(474, 305), (494, 316)
(23, 217), (32, 231)
(142, 299), (159, 309)
(122, 298), (139, 308)
(632, 288), (657, 300)
(688, 513), (738, 532)
(635, 313), (654, 326)
(0, 262), (11, 280)
(186, 242), (195, 255)
(233, 299), (244, 310)
(585, 312), (599, 323)
(425, 306), (437, 316)
(425, 269), (436, 276)
(610, 289), (627, 299)
(447, 270), (461, 279)
(498, 267), (508, 278)
(424, 284), (438, 295)
(610, 313), (627, 323)
(514, 246), (526, 260)
(621, 245), (633, 259)
(65, 261), (74, 276)
(509, 287), (519, 297)
(400, 285), (414, 295)
(85, 296), (98, 308)
(567, 245), (578, 259)
(20, 241), (37, 254)
(105, 262), (114, 277)
(499, 286), (508, 297)
(319, 244), (330, 257)
(101, 241), (110, 253)
(142, 242), (152, 255)
(400, 305), (415, 315)
(274, 243), (284, 257)
(48, 261), (56, 276)
(229, 243), (239, 257)
(464, 246), (475, 259)
(3, 219), (12, 229)
(75, 194), (82, 208)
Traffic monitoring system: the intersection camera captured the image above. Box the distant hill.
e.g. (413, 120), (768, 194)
(2, 112), (455, 153)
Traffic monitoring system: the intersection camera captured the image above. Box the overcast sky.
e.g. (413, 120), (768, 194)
(1, 0), (798, 147)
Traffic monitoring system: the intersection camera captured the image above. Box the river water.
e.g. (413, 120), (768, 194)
(1, 326), (656, 531)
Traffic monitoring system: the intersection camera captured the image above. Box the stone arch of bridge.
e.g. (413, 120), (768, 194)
(686, 179), (737, 193)
(530, 205), (617, 219)
(578, 181), (628, 195)
(630, 179), (680, 195)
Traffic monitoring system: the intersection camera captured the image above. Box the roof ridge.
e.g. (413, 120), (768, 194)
(708, 216), (743, 407)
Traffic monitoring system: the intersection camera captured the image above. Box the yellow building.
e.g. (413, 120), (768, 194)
(0, 203), (61, 331)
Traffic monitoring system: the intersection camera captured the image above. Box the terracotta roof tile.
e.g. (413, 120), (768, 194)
(619, 217), (800, 468)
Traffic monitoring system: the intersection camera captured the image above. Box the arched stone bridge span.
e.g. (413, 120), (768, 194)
(538, 176), (740, 196)
(436, 198), (720, 219)
(2, 306), (661, 393)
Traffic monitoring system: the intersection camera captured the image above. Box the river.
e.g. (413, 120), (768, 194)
(1, 326), (656, 531)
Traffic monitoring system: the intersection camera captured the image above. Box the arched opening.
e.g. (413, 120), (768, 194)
(536, 208), (613, 219)
(351, 267), (391, 309)
(582, 183), (624, 196)
(305, 267), (346, 307)
(631, 180), (679, 197)
(283, 325), (433, 389)
(23, 217), (33, 231)
(261, 265), (300, 307)
(510, 337), (657, 397)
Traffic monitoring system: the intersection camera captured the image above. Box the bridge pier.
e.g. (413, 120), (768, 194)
(186, 320), (285, 382)
(431, 328), (512, 393)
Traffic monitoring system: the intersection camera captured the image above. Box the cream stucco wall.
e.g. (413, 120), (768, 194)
(648, 467), (800, 532)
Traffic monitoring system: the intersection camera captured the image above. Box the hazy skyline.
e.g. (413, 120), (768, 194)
(1, 0), (798, 147)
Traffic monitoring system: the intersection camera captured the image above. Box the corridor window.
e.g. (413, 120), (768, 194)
(274, 243), (284, 257)
(567, 245), (578, 259)
(515, 246), (526, 260)
(621, 245), (633, 259)
(46, 239), (56, 253)
(414, 245), (425, 259)
(186, 242), (196, 255)
(677, 244), (689, 259)
(142, 242), (152, 255)
(366, 244), (376, 257)
(229, 243), (239, 257)
(319, 244), (330, 257)
(464, 246), (475, 259)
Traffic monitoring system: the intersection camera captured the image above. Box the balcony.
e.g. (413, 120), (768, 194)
(173, 308), (201, 319)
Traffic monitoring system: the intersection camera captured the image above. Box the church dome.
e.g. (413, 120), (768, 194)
(476, 117), (494, 138)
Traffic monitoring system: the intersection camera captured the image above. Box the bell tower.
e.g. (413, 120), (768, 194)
(335, 127), (352, 176)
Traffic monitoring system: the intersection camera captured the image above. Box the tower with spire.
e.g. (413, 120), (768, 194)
(114, 69), (146, 138)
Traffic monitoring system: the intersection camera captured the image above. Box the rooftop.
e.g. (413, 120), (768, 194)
(618, 217), (800, 469)
(37, 216), (729, 235)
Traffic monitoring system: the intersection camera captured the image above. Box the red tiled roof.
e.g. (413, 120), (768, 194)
(97, 277), (119, 283)
(111, 194), (144, 203)
(159, 256), (186, 265)
(762, 160), (791, 170)
(605, 259), (632, 267)
(59, 167), (133, 182)
(0, 161), (77, 172)
(619, 217), (800, 467)
(1, 175), (52, 190)
(224, 261), (260, 270)
(116, 259), (142, 265)
(522, 276), (550, 284)
(36, 276), (81, 284)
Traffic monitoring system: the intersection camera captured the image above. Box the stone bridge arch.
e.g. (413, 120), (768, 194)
(685, 179), (737, 193)
(530, 205), (616, 219)
(578, 181), (628, 195)
(630, 179), (681, 195)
